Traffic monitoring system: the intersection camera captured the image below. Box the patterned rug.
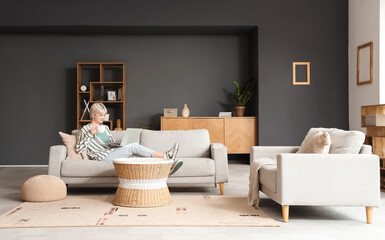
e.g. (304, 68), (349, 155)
(0, 195), (279, 228)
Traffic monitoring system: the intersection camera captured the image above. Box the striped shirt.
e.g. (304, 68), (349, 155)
(76, 124), (115, 161)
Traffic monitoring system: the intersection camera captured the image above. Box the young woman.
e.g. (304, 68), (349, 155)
(76, 103), (183, 175)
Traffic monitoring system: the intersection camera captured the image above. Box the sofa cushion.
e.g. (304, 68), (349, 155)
(58, 132), (83, 159)
(140, 129), (211, 158)
(169, 158), (215, 177)
(61, 157), (214, 178)
(259, 164), (277, 193)
(61, 159), (116, 177)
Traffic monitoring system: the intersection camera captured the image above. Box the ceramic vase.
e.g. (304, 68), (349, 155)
(181, 104), (190, 117)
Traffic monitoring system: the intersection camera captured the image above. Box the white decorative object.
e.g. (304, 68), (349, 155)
(164, 108), (178, 117)
(107, 91), (117, 101)
(181, 104), (190, 117)
(104, 114), (110, 121)
(80, 85), (87, 91)
(80, 99), (90, 121)
(219, 112), (232, 117)
(96, 125), (106, 133)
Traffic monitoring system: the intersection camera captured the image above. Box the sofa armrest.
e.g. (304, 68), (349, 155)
(211, 143), (229, 183)
(277, 153), (380, 207)
(48, 145), (67, 178)
(250, 146), (299, 163)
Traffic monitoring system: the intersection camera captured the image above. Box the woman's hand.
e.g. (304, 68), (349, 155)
(89, 126), (97, 135)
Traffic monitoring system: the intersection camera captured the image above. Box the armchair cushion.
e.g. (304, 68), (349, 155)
(297, 131), (331, 154)
(328, 129), (365, 154)
(260, 164), (277, 192)
(298, 128), (365, 154)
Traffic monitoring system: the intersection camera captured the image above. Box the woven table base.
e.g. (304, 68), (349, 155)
(112, 158), (174, 207)
(113, 187), (172, 207)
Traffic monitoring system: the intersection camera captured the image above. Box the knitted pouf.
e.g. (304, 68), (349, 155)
(21, 175), (67, 202)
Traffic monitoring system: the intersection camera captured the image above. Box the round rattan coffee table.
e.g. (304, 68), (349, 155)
(112, 158), (174, 207)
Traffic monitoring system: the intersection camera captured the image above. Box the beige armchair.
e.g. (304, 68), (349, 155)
(250, 145), (380, 223)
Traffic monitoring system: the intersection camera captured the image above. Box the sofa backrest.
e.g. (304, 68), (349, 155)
(140, 129), (211, 158)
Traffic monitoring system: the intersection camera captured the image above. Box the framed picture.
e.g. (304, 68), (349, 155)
(292, 62), (310, 85)
(357, 42), (373, 85)
(107, 91), (117, 101)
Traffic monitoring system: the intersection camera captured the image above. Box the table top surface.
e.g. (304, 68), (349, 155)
(112, 158), (174, 164)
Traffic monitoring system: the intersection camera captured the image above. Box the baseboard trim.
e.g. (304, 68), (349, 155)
(0, 165), (48, 167)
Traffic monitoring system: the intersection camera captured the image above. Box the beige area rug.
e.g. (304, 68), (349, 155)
(0, 195), (279, 228)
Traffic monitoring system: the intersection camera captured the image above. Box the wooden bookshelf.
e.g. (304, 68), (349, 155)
(361, 104), (385, 191)
(76, 62), (126, 130)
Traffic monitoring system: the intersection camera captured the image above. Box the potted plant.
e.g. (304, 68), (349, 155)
(229, 79), (257, 117)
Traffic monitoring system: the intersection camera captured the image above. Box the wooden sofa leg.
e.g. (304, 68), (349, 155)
(219, 183), (224, 195)
(366, 207), (373, 224)
(282, 205), (289, 222)
(215, 183), (218, 188)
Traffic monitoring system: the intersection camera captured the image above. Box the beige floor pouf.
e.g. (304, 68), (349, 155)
(21, 175), (67, 202)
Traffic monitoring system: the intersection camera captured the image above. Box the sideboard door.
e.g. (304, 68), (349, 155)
(194, 118), (225, 144)
(225, 118), (256, 154)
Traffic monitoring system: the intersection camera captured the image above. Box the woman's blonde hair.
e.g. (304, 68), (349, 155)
(89, 103), (107, 119)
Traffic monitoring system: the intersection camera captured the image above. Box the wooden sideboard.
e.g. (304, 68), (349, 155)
(161, 117), (257, 154)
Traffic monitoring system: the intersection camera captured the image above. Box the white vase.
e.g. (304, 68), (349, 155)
(181, 104), (190, 117)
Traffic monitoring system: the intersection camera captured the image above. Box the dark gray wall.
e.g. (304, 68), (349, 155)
(0, 35), (250, 165)
(0, 0), (348, 165)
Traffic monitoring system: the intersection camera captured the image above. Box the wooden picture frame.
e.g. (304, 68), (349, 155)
(357, 42), (373, 85)
(292, 62), (310, 85)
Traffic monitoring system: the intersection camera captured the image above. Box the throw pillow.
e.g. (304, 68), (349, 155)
(328, 129), (365, 154)
(297, 131), (331, 154)
(58, 131), (82, 160)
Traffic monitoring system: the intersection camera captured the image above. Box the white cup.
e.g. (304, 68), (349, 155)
(96, 125), (106, 133)
(104, 114), (110, 121)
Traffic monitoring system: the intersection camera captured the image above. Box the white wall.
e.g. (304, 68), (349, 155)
(380, 0), (385, 104)
(349, 0), (380, 131)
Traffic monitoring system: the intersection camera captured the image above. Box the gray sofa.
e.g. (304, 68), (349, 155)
(251, 144), (380, 223)
(48, 129), (229, 194)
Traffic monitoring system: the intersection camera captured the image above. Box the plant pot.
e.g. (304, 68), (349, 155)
(234, 106), (245, 117)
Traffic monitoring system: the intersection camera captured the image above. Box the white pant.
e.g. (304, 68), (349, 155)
(101, 143), (155, 162)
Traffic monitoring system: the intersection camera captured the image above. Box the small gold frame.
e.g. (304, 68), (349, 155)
(357, 42), (373, 85)
(292, 62), (310, 85)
